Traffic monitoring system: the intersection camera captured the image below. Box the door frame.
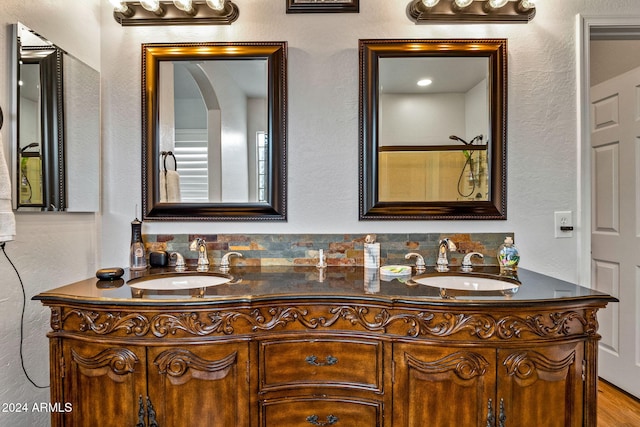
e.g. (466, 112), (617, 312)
(576, 15), (640, 287)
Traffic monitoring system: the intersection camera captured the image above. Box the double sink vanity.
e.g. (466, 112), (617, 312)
(35, 262), (615, 427)
(20, 18), (613, 425)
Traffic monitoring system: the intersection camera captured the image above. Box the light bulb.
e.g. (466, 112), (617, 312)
(487, 0), (509, 9)
(206, 0), (226, 11)
(110, 0), (135, 17)
(110, 0), (129, 13)
(140, 0), (162, 13)
(454, 0), (474, 8)
(421, 0), (440, 7)
(174, 0), (196, 14)
(518, 0), (535, 10)
(417, 79), (433, 87)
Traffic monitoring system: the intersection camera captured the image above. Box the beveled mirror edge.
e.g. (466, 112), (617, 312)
(359, 38), (507, 221)
(141, 41), (288, 221)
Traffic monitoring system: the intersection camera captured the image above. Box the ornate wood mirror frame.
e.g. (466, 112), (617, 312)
(359, 39), (507, 220)
(142, 42), (287, 221)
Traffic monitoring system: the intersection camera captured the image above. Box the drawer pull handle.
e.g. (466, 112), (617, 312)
(498, 398), (506, 427)
(136, 395), (159, 427)
(486, 398), (506, 427)
(486, 398), (495, 427)
(305, 355), (338, 366)
(306, 414), (339, 425)
(136, 395), (145, 427)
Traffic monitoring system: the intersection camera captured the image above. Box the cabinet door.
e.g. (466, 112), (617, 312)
(497, 342), (584, 427)
(146, 342), (250, 427)
(62, 340), (147, 427)
(393, 344), (496, 427)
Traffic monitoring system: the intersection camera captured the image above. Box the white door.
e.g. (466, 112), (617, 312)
(591, 66), (640, 398)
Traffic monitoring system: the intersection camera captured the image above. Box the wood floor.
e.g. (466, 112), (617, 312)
(598, 378), (640, 426)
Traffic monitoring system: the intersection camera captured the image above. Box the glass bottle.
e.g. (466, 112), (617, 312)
(497, 236), (519, 274)
(129, 218), (148, 270)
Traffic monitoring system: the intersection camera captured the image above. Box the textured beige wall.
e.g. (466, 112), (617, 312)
(98, 0), (640, 282)
(0, 2), (101, 426)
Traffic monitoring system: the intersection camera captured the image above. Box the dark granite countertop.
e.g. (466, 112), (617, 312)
(33, 265), (617, 308)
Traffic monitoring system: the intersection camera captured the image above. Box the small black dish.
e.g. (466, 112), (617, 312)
(96, 267), (125, 281)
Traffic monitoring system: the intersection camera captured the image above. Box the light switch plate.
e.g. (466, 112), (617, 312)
(554, 211), (573, 238)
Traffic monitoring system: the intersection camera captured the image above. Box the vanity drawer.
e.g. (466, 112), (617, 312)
(259, 338), (383, 392)
(261, 397), (382, 427)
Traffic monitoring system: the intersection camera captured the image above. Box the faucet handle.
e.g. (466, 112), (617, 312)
(461, 252), (484, 271)
(220, 251), (243, 271)
(170, 252), (186, 272)
(405, 252), (425, 267)
(405, 252), (426, 273)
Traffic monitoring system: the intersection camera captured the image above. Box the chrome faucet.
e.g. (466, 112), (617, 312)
(405, 252), (426, 273)
(189, 238), (209, 272)
(436, 238), (457, 272)
(461, 252), (484, 272)
(220, 251), (243, 272)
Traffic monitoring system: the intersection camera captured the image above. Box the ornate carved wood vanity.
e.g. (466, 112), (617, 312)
(34, 267), (615, 427)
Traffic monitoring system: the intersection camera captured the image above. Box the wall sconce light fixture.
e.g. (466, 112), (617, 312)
(111, 0), (239, 26)
(408, 0), (535, 23)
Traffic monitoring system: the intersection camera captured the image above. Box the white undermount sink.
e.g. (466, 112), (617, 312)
(410, 275), (519, 292)
(128, 274), (231, 291)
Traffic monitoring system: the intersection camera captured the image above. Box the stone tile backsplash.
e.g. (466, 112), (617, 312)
(143, 233), (514, 267)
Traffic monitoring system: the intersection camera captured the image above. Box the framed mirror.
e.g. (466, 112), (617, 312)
(359, 39), (507, 220)
(142, 42), (287, 221)
(12, 23), (100, 212)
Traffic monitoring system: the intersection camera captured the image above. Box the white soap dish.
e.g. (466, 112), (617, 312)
(379, 265), (412, 277)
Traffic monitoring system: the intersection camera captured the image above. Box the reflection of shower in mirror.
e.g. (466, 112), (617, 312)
(449, 134), (486, 199)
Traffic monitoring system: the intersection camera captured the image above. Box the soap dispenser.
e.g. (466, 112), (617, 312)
(497, 236), (519, 274)
(129, 218), (148, 270)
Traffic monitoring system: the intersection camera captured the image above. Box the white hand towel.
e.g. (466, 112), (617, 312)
(159, 170), (181, 203)
(0, 131), (16, 242)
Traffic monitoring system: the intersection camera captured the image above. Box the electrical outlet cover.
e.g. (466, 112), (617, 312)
(554, 211), (573, 238)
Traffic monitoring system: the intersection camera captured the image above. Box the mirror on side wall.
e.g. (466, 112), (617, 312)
(12, 23), (100, 212)
(142, 42), (287, 221)
(359, 39), (507, 220)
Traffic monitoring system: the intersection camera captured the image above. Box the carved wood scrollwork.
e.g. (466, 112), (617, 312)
(51, 306), (62, 331)
(56, 306), (594, 340)
(151, 307), (317, 337)
(322, 307), (497, 338)
(65, 309), (150, 336)
(497, 311), (589, 339)
(503, 350), (576, 385)
(71, 347), (139, 381)
(584, 309), (599, 335)
(154, 349), (237, 385)
(405, 351), (489, 380)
